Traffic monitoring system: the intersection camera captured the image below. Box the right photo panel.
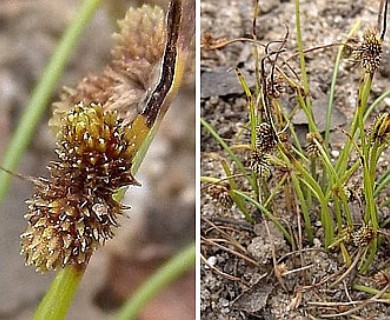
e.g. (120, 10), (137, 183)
(200, 0), (390, 319)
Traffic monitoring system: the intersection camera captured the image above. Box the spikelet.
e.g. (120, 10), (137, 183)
(19, 0), (190, 272)
(250, 149), (271, 179)
(305, 132), (323, 159)
(21, 102), (140, 272)
(256, 122), (277, 154)
(354, 28), (383, 73)
(206, 184), (232, 208)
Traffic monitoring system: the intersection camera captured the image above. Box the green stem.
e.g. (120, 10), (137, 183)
(33, 267), (84, 320)
(322, 20), (361, 188)
(359, 239), (378, 273)
(291, 173), (313, 243)
(294, 0), (310, 98)
(0, 0), (102, 204)
(375, 168), (390, 197)
(116, 243), (195, 320)
(352, 283), (390, 299)
(335, 73), (373, 176)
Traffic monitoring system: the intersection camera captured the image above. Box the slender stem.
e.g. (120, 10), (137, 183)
(234, 190), (293, 245)
(291, 173), (313, 243)
(0, 0), (102, 204)
(352, 283), (390, 300)
(33, 267), (85, 320)
(359, 239), (378, 273)
(375, 168), (390, 196)
(294, 0), (310, 97)
(116, 243), (195, 320)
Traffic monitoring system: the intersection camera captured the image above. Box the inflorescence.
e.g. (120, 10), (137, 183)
(21, 102), (140, 272)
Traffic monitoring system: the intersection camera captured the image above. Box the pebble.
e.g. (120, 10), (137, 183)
(384, 97), (390, 107)
(207, 256), (217, 268)
(219, 298), (230, 307)
(313, 238), (322, 247)
(331, 150), (340, 158)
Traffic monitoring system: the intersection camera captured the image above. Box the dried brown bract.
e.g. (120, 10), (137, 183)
(50, 5), (166, 129)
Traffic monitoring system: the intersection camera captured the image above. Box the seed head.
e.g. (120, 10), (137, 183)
(305, 132), (323, 159)
(354, 29), (383, 73)
(256, 122), (277, 154)
(250, 149), (271, 179)
(207, 184), (233, 208)
(351, 225), (375, 247)
(21, 102), (139, 272)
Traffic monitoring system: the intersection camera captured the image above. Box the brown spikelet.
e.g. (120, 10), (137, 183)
(206, 183), (233, 208)
(351, 225), (375, 247)
(265, 73), (286, 99)
(21, 102), (139, 272)
(354, 28), (383, 73)
(305, 132), (323, 159)
(50, 5), (166, 129)
(256, 122), (277, 154)
(250, 149), (271, 179)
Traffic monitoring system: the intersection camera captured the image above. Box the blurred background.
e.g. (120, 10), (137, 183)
(0, 0), (195, 319)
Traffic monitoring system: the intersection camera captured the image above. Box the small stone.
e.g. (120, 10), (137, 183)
(220, 298), (230, 307)
(207, 256), (217, 268)
(331, 150), (340, 158)
(313, 238), (322, 247)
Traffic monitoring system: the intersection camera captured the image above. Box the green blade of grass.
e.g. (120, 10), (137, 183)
(324, 20), (361, 150)
(0, 0), (102, 204)
(221, 160), (253, 223)
(116, 242), (195, 320)
(233, 189), (293, 245)
(375, 168), (390, 196)
(352, 283), (390, 300)
(363, 89), (390, 122)
(201, 117), (257, 190)
(291, 173), (314, 243)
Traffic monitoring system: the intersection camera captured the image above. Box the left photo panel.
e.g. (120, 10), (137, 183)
(0, 0), (195, 319)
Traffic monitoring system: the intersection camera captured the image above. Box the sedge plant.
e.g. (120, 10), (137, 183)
(201, 0), (390, 292)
